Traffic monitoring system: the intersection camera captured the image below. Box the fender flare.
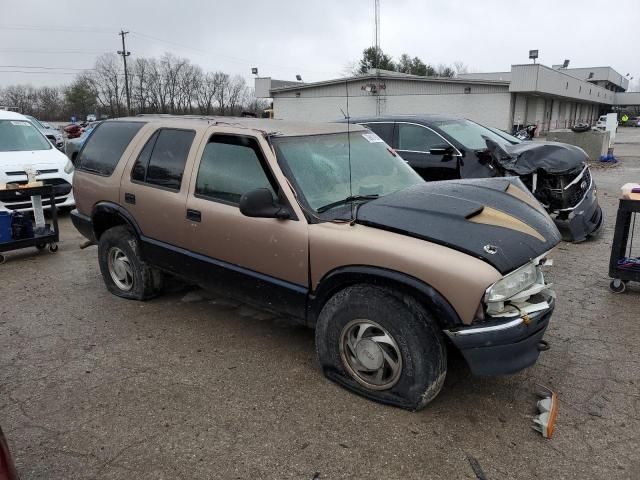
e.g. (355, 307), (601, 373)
(307, 265), (464, 329)
(91, 201), (142, 239)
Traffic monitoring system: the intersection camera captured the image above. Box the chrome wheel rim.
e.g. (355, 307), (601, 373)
(339, 319), (402, 390)
(107, 247), (134, 291)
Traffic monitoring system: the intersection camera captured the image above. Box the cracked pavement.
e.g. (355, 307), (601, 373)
(2, 130), (640, 479)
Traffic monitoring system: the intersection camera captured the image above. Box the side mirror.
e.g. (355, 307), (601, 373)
(239, 188), (291, 219)
(429, 144), (455, 156)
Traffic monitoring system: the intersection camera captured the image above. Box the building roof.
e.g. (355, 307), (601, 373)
(118, 115), (365, 137)
(267, 71), (510, 94)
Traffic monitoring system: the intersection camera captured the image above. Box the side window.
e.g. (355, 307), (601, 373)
(131, 130), (159, 182)
(195, 135), (275, 204)
(76, 121), (146, 176)
(397, 123), (445, 153)
(362, 122), (394, 145)
(131, 128), (195, 191)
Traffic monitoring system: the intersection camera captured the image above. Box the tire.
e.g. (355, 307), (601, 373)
(315, 284), (447, 411)
(97, 225), (163, 300)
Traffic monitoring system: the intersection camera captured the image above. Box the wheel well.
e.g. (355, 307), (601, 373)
(92, 210), (129, 240)
(309, 269), (463, 330)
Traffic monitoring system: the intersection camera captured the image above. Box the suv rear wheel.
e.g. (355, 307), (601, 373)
(98, 225), (162, 300)
(315, 284), (447, 411)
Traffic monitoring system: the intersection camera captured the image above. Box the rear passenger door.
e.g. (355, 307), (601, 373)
(182, 132), (309, 318)
(120, 127), (198, 250)
(395, 122), (460, 181)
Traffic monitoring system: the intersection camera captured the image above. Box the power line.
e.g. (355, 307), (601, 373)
(0, 49), (109, 55)
(0, 24), (116, 34)
(0, 70), (83, 75)
(0, 65), (94, 71)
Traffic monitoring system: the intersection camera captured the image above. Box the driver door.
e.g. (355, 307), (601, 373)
(395, 122), (460, 181)
(182, 131), (309, 318)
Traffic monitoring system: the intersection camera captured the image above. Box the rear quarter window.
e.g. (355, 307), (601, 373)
(76, 121), (146, 176)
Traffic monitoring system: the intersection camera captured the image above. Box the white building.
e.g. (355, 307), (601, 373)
(255, 64), (639, 133)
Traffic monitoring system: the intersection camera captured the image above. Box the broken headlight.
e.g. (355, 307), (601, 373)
(485, 262), (538, 303)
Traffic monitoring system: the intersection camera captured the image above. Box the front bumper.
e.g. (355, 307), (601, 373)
(444, 298), (554, 376)
(550, 182), (603, 242)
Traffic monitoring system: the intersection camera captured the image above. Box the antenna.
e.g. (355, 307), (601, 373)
(374, 0), (380, 70)
(345, 80), (352, 201)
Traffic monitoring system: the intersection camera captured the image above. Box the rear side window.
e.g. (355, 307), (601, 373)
(362, 122), (394, 145)
(76, 121), (145, 176)
(397, 123), (443, 152)
(195, 135), (275, 204)
(131, 129), (195, 191)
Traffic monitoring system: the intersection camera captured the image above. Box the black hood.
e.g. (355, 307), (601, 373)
(356, 177), (561, 274)
(486, 139), (587, 175)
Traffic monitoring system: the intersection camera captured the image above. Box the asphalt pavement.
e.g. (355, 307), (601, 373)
(1, 129), (640, 479)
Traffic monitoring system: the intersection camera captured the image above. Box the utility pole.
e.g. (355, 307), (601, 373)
(118, 30), (131, 115)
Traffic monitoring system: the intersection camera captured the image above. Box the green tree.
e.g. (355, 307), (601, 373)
(358, 46), (396, 74)
(395, 53), (434, 76)
(64, 75), (97, 119)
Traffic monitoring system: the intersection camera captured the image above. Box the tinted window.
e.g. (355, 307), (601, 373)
(142, 129), (194, 191)
(131, 131), (159, 182)
(77, 121), (145, 175)
(362, 122), (394, 144)
(397, 123), (444, 152)
(195, 135), (274, 204)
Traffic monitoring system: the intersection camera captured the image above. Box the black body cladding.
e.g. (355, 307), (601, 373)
(356, 177), (561, 274)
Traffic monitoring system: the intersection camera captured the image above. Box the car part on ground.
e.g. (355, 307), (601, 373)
(347, 115), (603, 243)
(514, 124), (537, 140)
(71, 115), (561, 410)
(531, 384), (558, 439)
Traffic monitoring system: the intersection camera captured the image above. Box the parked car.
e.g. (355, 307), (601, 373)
(24, 115), (64, 150)
(0, 426), (19, 480)
(0, 111), (75, 212)
(347, 115), (602, 242)
(71, 116), (560, 410)
(65, 121), (101, 162)
(86, 113), (97, 122)
(63, 123), (83, 139)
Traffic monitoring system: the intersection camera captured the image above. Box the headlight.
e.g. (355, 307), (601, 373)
(64, 159), (74, 174)
(485, 262), (538, 303)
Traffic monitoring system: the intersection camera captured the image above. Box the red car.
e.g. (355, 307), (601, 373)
(0, 427), (19, 480)
(63, 123), (83, 139)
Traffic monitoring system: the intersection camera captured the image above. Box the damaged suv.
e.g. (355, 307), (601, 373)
(71, 116), (560, 410)
(350, 115), (603, 242)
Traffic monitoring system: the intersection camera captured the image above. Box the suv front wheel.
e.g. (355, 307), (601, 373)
(98, 225), (162, 300)
(315, 284), (447, 411)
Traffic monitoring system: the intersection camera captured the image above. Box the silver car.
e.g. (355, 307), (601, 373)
(25, 115), (64, 150)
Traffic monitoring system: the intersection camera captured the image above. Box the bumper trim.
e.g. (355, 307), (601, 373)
(445, 317), (523, 336)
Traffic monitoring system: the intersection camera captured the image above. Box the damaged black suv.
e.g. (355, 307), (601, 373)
(348, 115), (603, 242)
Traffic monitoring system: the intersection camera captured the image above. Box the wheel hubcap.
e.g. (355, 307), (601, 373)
(107, 247), (134, 291)
(340, 319), (402, 390)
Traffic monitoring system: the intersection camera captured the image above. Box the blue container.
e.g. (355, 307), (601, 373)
(0, 211), (12, 243)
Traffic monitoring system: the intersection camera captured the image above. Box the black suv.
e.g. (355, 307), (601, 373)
(347, 115), (603, 242)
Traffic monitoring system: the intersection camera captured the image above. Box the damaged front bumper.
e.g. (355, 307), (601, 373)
(444, 298), (554, 376)
(549, 180), (603, 243)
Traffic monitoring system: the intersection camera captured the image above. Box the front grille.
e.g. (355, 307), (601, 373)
(5, 169), (59, 176)
(1, 196), (67, 210)
(538, 166), (591, 210)
(0, 178), (71, 203)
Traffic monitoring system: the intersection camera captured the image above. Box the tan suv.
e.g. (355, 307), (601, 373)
(71, 116), (560, 410)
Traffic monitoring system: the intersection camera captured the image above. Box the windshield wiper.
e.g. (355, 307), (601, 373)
(316, 194), (379, 213)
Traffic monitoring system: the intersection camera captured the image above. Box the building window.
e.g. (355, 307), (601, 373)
(464, 87), (471, 94)
(566, 82), (568, 89)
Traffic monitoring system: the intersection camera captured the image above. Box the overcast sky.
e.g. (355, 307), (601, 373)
(1, 0), (639, 90)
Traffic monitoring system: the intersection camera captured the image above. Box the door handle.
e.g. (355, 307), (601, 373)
(186, 209), (201, 222)
(124, 193), (136, 204)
